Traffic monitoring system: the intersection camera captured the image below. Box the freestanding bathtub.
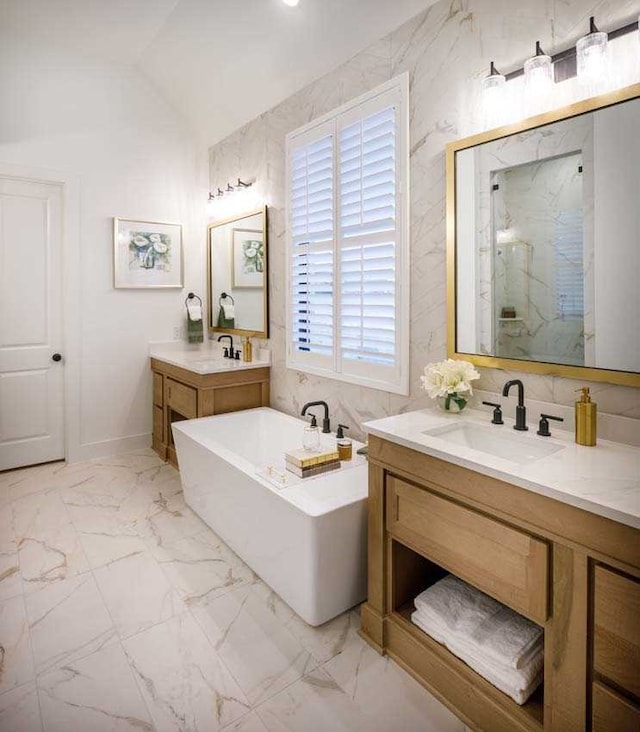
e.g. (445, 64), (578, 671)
(172, 407), (368, 626)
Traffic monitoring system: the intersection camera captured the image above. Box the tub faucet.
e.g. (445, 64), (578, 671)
(217, 334), (234, 358)
(301, 401), (331, 434)
(502, 379), (528, 431)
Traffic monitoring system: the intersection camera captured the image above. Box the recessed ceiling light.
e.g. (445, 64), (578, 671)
(283, 0), (300, 6)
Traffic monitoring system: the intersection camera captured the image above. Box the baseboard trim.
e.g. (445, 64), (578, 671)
(68, 433), (152, 463)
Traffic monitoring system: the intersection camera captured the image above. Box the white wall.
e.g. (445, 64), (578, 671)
(0, 41), (207, 461)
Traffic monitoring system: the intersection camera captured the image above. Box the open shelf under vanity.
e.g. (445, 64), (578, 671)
(359, 433), (640, 732)
(387, 539), (544, 732)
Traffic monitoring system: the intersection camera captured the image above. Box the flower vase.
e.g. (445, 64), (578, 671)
(436, 393), (468, 413)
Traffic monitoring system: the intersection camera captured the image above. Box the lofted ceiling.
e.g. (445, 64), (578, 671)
(1, 0), (436, 146)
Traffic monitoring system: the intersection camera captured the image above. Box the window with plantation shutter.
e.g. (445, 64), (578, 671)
(286, 76), (409, 394)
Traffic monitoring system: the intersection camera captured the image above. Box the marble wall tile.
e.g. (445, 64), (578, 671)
(0, 681), (43, 732)
(208, 0), (640, 441)
(123, 612), (251, 732)
(189, 582), (316, 706)
(13, 492), (90, 592)
(37, 643), (153, 732)
(93, 551), (184, 640)
(0, 595), (35, 695)
(25, 573), (116, 676)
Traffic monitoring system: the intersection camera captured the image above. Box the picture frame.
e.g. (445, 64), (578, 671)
(113, 218), (183, 289)
(232, 228), (265, 288)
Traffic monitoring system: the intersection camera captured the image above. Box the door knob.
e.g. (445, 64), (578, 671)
(52, 353), (62, 362)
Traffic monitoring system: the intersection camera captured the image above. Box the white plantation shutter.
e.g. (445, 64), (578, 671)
(555, 210), (584, 319)
(290, 129), (335, 366)
(339, 105), (398, 383)
(286, 76), (409, 394)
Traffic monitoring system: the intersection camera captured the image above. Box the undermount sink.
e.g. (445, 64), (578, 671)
(187, 358), (239, 371)
(423, 421), (565, 464)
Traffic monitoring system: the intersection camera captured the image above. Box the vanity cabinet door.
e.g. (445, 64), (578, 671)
(386, 476), (548, 623)
(593, 566), (640, 698)
(153, 373), (163, 407)
(166, 378), (197, 419)
(592, 681), (640, 732)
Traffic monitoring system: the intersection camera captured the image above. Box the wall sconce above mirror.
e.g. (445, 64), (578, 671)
(207, 206), (269, 339)
(446, 84), (640, 387)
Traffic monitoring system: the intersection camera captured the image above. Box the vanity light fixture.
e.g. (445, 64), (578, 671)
(576, 17), (609, 91)
(208, 178), (254, 200)
(524, 41), (553, 99)
(481, 62), (507, 127)
(480, 15), (639, 122)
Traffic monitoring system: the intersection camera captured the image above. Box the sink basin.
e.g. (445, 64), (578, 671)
(423, 422), (564, 464)
(187, 358), (239, 371)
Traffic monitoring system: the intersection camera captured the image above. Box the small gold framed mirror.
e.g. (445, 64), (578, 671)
(207, 206), (269, 339)
(446, 83), (640, 387)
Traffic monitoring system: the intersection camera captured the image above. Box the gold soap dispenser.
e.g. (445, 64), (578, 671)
(575, 387), (597, 446)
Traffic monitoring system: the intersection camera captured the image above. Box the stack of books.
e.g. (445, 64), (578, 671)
(285, 448), (341, 478)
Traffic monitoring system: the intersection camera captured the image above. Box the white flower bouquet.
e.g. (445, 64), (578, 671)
(420, 359), (480, 412)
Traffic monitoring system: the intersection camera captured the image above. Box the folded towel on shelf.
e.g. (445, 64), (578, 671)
(414, 574), (543, 670)
(411, 609), (543, 705)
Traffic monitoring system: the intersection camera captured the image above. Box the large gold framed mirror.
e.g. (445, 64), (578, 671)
(207, 206), (269, 338)
(446, 83), (640, 387)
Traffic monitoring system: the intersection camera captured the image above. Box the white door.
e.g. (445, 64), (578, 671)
(0, 176), (64, 471)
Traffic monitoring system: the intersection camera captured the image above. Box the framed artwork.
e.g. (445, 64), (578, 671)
(113, 218), (183, 289)
(232, 228), (264, 288)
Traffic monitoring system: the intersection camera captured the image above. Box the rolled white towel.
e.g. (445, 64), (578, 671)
(187, 303), (202, 321)
(411, 609), (543, 705)
(221, 300), (235, 319)
(414, 574), (543, 670)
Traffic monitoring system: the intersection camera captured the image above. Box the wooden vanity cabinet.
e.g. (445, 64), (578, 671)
(151, 358), (270, 467)
(361, 435), (640, 732)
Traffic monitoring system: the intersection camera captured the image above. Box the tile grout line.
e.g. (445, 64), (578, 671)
(68, 473), (161, 732)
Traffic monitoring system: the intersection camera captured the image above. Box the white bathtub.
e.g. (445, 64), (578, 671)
(172, 407), (368, 626)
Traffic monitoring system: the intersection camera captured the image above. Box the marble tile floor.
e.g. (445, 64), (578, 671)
(0, 449), (472, 732)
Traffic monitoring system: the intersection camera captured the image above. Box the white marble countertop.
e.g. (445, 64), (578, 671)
(149, 341), (270, 375)
(363, 407), (640, 530)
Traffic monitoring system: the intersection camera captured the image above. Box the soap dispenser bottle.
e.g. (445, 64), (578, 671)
(336, 424), (352, 461)
(575, 387), (597, 446)
(242, 337), (253, 363)
(303, 414), (320, 452)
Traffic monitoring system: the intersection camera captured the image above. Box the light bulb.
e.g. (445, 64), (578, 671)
(524, 42), (553, 113)
(482, 62), (507, 128)
(576, 17), (609, 93)
(282, 0), (299, 6)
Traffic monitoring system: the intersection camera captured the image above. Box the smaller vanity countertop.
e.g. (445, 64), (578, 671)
(363, 408), (640, 529)
(149, 341), (270, 374)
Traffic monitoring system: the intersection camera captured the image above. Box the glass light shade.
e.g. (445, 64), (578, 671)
(576, 30), (609, 89)
(482, 65), (507, 128)
(524, 53), (553, 97)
